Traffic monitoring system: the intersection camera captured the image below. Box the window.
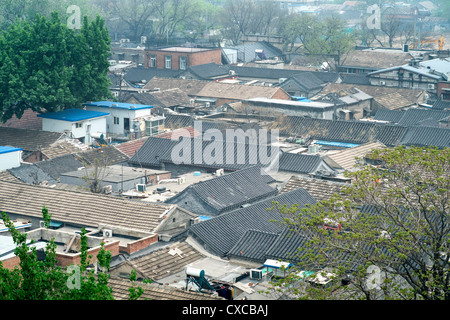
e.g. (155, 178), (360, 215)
(150, 54), (156, 68)
(114, 116), (120, 125)
(180, 56), (186, 70)
(75, 123), (82, 128)
(165, 55), (171, 69)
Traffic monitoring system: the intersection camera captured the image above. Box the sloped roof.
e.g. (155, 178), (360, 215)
(40, 141), (85, 159)
(341, 50), (413, 69)
(0, 180), (174, 233)
(228, 65), (340, 83)
(37, 109), (110, 122)
(278, 152), (325, 174)
(400, 126), (450, 148)
(114, 137), (149, 158)
(373, 109), (406, 123)
(78, 145), (130, 166)
(289, 72), (325, 91)
(397, 109), (450, 127)
(143, 77), (209, 96)
(196, 81), (289, 101)
(184, 63), (230, 79)
(108, 276), (223, 300)
(280, 176), (347, 201)
(124, 241), (204, 281)
(432, 97), (450, 110)
(276, 116), (408, 146)
(320, 83), (423, 110)
(124, 67), (182, 84)
(7, 164), (58, 185)
(327, 141), (386, 171)
(35, 154), (84, 180)
(166, 166), (277, 214)
(0, 127), (63, 152)
(188, 188), (317, 257)
(164, 114), (195, 129)
(128, 137), (179, 167)
(227, 230), (280, 262)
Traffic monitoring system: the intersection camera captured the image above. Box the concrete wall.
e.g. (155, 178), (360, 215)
(84, 106), (151, 137)
(41, 117), (107, 144)
(0, 150), (22, 171)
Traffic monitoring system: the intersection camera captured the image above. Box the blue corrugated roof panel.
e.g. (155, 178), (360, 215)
(0, 146), (22, 154)
(84, 101), (153, 110)
(38, 109), (110, 122)
(315, 140), (360, 148)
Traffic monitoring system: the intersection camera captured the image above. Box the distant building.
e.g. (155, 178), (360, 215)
(83, 101), (165, 140)
(144, 47), (222, 70)
(38, 109), (110, 145)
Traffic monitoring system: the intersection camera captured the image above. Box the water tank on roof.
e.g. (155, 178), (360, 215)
(186, 267), (205, 278)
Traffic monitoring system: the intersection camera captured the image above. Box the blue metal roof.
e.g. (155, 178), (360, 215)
(83, 101), (153, 110)
(315, 140), (360, 148)
(38, 109), (110, 122)
(0, 146), (22, 154)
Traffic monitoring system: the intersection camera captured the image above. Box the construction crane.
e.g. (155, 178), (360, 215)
(410, 35), (444, 51)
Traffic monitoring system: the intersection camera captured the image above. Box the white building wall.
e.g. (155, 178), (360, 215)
(41, 118), (107, 144)
(84, 106), (151, 136)
(0, 150), (22, 171)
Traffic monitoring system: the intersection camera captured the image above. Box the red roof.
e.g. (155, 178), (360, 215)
(115, 137), (149, 158)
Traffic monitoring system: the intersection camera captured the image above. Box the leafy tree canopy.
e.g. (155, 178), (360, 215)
(0, 11), (112, 123)
(267, 146), (449, 300)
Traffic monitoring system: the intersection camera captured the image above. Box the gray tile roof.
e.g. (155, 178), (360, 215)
(188, 188), (317, 257)
(109, 276), (223, 300)
(277, 116), (408, 146)
(397, 109), (450, 127)
(35, 154), (84, 180)
(280, 176), (347, 201)
(278, 152), (324, 174)
(0, 127), (63, 152)
(7, 164), (58, 185)
(400, 126), (450, 148)
(432, 98), (450, 110)
(166, 166), (278, 215)
(128, 137), (179, 167)
(124, 67), (182, 84)
(183, 63), (230, 79)
(0, 180), (174, 233)
(78, 145), (130, 166)
(373, 109), (406, 123)
(228, 230), (280, 262)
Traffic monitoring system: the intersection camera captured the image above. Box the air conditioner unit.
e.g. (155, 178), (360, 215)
(189, 99), (195, 106)
(136, 183), (146, 192)
(380, 81), (386, 86)
(215, 168), (224, 176)
(205, 102), (210, 108)
(229, 70), (236, 76)
(428, 84), (435, 89)
(103, 229), (113, 238)
(250, 269), (263, 280)
(177, 177), (186, 184)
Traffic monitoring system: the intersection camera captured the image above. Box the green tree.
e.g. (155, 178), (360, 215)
(280, 13), (355, 71)
(0, 12), (112, 123)
(268, 146), (449, 300)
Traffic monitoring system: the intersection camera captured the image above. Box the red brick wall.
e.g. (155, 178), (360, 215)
(56, 241), (120, 267)
(437, 82), (450, 99)
(147, 172), (171, 186)
(145, 48), (222, 70)
(271, 88), (291, 100)
(120, 234), (159, 255)
(2, 255), (21, 270)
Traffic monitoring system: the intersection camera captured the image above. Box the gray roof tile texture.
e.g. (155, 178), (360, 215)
(188, 188), (316, 257)
(166, 166), (277, 213)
